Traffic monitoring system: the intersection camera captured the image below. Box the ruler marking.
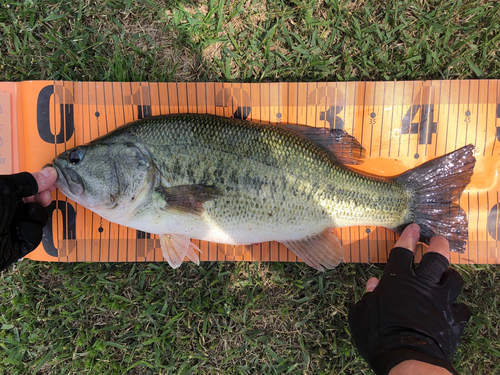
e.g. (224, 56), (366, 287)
(360, 82), (367, 152)
(474, 81), (480, 150)
(87, 82), (96, 261)
(358, 82), (371, 261)
(128, 82), (138, 262)
(306, 82), (309, 126)
(434, 80), (442, 156)
(492, 82), (498, 156)
(369, 82), (375, 157)
(407, 82), (416, 158)
(370, 82), (377, 261)
(65, 82), (70, 262)
(286, 82), (290, 127)
(102, 83), (112, 262)
(444, 82), (452, 154)
(52, 81), (61, 262)
(495, 190), (498, 264)
(465, 80), (470, 148)
(148, 82), (157, 261)
(157, 82), (162, 116)
(249, 82), (253, 122)
(477, 190), (480, 264)
(424, 84), (431, 157)
(120, 82), (128, 262)
(94, 83), (103, 262)
(455, 81), (462, 151)
(111, 83), (120, 262)
(378, 81), (386, 157)
(397, 81), (406, 158)
(71, 82), (79, 262)
(204, 82), (208, 115)
(388, 81), (396, 157)
(166, 81), (171, 114)
(483, 80), (489, 157)
(295, 83), (299, 125)
(378, 82), (387, 262)
(358, 83), (366, 263)
(314, 82), (318, 128)
(175, 82), (180, 114)
(350, 83), (357, 263)
(486, 191), (489, 264)
(349, 226), (352, 264)
(153, 82), (162, 262)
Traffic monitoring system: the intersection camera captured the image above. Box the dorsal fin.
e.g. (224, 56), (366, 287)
(282, 124), (366, 165)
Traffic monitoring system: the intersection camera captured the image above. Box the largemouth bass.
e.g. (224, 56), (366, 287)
(51, 114), (476, 270)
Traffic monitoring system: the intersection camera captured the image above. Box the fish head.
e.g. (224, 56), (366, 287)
(51, 140), (153, 218)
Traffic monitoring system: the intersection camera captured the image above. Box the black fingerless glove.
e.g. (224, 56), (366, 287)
(0, 173), (48, 271)
(348, 247), (471, 375)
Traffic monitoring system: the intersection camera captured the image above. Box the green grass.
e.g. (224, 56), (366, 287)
(1, 0), (500, 374)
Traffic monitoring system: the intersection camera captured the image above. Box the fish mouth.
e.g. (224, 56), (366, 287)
(52, 160), (84, 197)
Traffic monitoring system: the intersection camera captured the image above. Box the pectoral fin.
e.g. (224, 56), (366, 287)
(280, 229), (344, 271)
(160, 234), (201, 268)
(156, 184), (222, 214)
(282, 124), (365, 165)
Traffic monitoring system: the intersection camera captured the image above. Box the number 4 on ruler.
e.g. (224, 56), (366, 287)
(401, 86), (437, 145)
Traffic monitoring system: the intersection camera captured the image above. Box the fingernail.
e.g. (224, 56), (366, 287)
(40, 167), (57, 179)
(408, 223), (420, 233)
(366, 277), (379, 292)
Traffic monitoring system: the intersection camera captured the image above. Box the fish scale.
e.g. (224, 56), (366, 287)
(52, 113), (475, 270)
(130, 114), (410, 228)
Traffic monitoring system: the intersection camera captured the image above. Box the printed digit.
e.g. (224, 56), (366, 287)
(401, 87), (437, 145)
(36, 85), (75, 144)
(43, 201), (77, 257)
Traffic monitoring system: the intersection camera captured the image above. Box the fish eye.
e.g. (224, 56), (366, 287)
(69, 149), (84, 165)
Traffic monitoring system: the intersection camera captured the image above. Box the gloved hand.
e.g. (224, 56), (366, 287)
(0, 168), (57, 272)
(348, 224), (471, 375)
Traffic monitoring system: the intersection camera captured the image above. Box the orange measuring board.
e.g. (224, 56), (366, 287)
(1, 80), (499, 265)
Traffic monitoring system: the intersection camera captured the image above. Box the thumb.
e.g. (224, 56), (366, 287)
(366, 277), (379, 293)
(32, 167), (58, 192)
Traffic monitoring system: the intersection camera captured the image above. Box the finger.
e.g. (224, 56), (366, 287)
(0, 172), (38, 198)
(452, 302), (472, 326)
(415, 252), (450, 283)
(439, 269), (465, 301)
(34, 190), (53, 207)
(23, 192), (51, 205)
(393, 223), (421, 253)
(428, 235), (450, 260)
(31, 168), (58, 192)
(365, 277), (379, 292)
(19, 202), (48, 226)
(17, 221), (44, 255)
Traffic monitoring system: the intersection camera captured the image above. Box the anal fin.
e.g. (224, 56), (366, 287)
(280, 229), (344, 271)
(160, 234), (201, 268)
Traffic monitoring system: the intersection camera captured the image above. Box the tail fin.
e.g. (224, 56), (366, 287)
(394, 144), (476, 253)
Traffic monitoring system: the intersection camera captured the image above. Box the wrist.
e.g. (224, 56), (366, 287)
(389, 360), (454, 375)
